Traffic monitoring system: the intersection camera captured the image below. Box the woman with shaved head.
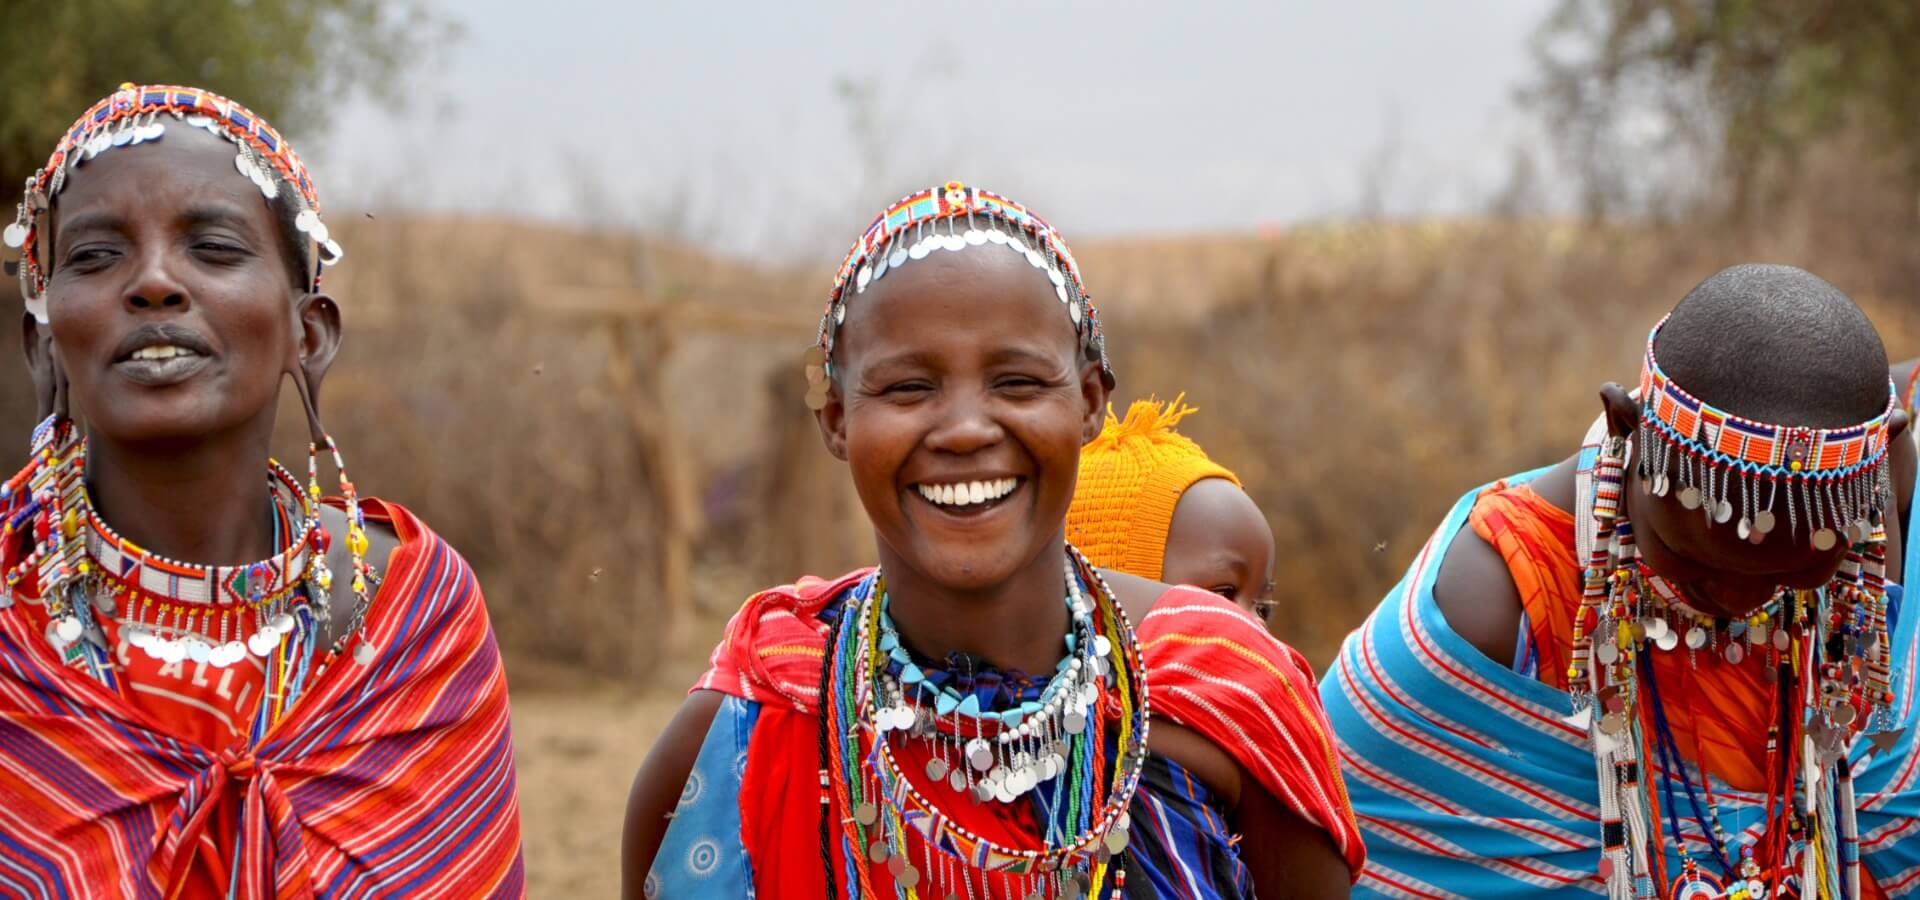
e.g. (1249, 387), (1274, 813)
(1324, 264), (1920, 898)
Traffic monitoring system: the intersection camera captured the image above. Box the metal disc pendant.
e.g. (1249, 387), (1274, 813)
(855, 802), (878, 825)
(926, 757), (949, 781)
(964, 229), (988, 246)
(1063, 710), (1088, 734)
(889, 247), (908, 268)
(1678, 486), (1701, 510)
(1713, 500), (1733, 525)
(1652, 474), (1670, 496)
(1737, 518), (1752, 540)
(1725, 643), (1745, 664)
(1774, 628), (1791, 651)
(896, 863), (919, 888)
(1596, 642), (1619, 665)
(909, 240), (932, 260)
(1748, 623), (1767, 645)
(1685, 626), (1708, 650)
(948, 769), (968, 792)
(968, 743), (994, 771)
(2, 223), (25, 249)
(1643, 617), (1668, 640)
(1812, 528), (1838, 551)
(1104, 826), (1130, 854)
(868, 840), (890, 864)
(1655, 630), (1679, 652)
(1753, 510), (1776, 533)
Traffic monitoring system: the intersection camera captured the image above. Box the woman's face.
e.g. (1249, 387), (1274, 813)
(40, 123), (302, 445)
(820, 243), (1106, 593)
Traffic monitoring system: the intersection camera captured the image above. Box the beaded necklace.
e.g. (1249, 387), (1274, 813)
(1, 421), (380, 736)
(819, 548), (1150, 899)
(1574, 428), (1889, 900)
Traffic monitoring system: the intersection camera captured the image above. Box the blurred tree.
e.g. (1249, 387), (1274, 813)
(0, 0), (452, 194)
(0, 0), (453, 446)
(1529, 0), (1920, 217)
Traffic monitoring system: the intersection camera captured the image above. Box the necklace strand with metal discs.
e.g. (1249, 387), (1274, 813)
(825, 546), (1149, 898)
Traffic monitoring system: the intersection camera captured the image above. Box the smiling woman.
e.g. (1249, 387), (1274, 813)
(0, 85), (523, 896)
(623, 182), (1364, 899)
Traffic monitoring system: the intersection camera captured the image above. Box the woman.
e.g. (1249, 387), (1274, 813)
(624, 183), (1362, 898)
(0, 84), (522, 896)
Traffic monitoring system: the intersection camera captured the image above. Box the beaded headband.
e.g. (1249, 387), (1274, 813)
(806, 181), (1110, 409)
(3, 83), (343, 324)
(1635, 315), (1896, 549)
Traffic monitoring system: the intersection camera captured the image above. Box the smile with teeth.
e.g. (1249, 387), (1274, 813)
(915, 477), (1022, 508)
(128, 345), (200, 361)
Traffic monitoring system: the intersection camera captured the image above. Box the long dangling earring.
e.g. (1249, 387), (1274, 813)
(17, 350), (89, 644)
(291, 366), (373, 665)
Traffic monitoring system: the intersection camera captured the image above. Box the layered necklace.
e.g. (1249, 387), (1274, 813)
(1571, 321), (1899, 900)
(820, 547), (1150, 899)
(1, 421), (378, 735)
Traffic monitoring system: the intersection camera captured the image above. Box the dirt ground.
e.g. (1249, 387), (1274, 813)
(510, 672), (683, 898)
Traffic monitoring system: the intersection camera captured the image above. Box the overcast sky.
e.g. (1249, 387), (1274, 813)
(321, 1), (1556, 258)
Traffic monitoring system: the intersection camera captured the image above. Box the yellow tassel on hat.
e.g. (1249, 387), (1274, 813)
(1067, 394), (1240, 582)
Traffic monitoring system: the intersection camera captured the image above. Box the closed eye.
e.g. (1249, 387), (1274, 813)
(63, 245), (120, 270)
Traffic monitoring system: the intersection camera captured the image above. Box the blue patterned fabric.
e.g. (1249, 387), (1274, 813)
(647, 696), (759, 899)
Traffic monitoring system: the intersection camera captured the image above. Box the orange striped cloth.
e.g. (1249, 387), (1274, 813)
(1471, 482), (1787, 794)
(693, 569), (1366, 892)
(0, 499), (524, 898)
(1470, 482), (1898, 899)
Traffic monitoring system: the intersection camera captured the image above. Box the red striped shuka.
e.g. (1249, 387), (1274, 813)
(0, 498), (524, 899)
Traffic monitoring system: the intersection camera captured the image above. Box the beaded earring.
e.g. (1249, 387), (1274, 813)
(292, 367), (376, 668)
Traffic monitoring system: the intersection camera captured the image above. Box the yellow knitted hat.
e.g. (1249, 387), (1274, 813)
(1067, 395), (1241, 582)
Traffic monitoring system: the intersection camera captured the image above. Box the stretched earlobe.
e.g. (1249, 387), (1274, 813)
(1599, 382), (1639, 440)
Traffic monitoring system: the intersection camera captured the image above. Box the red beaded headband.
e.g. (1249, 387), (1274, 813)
(1636, 315), (1895, 547)
(805, 181), (1109, 409)
(4, 83), (341, 323)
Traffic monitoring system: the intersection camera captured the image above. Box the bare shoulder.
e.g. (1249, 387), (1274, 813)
(622, 690), (726, 898)
(1432, 525), (1524, 668)
(1097, 568), (1175, 625)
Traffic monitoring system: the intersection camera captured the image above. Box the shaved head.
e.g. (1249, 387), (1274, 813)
(1654, 264), (1889, 427)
